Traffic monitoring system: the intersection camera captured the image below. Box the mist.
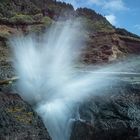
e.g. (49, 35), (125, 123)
(10, 20), (140, 140)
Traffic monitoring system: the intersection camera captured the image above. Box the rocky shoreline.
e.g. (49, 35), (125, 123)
(0, 91), (51, 140)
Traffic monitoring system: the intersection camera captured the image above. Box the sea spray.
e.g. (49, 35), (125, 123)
(10, 20), (140, 140)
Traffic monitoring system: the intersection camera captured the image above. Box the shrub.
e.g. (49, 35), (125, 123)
(0, 30), (11, 39)
(33, 13), (43, 21)
(42, 16), (53, 26)
(10, 14), (34, 23)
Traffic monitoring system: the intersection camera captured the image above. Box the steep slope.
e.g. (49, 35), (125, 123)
(82, 30), (140, 64)
(0, 0), (140, 64)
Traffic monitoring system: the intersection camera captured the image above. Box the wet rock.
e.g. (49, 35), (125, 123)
(0, 92), (51, 140)
(71, 82), (140, 140)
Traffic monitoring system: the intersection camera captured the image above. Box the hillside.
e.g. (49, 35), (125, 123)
(0, 0), (140, 140)
(0, 0), (140, 66)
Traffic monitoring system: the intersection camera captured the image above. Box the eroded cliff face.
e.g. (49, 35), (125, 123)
(0, 0), (140, 66)
(82, 31), (140, 64)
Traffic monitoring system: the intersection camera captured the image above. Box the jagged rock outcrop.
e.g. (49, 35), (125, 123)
(0, 92), (51, 140)
(0, 61), (51, 139)
(70, 81), (140, 140)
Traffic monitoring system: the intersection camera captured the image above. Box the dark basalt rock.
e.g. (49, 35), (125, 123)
(71, 121), (139, 140)
(70, 82), (140, 140)
(0, 92), (51, 140)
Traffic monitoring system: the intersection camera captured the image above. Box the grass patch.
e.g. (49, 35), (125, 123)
(7, 106), (34, 124)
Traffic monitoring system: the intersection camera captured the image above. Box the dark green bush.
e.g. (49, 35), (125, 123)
(42, 16), (53, 26)
(10, 14), (34, 23)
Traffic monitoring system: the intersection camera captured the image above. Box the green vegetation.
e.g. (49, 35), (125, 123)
(0, 0), (139, 40)
(0, 31), (10, 38)
(33, 13), (43, 21)
(93, 20), (114, 32)
(0, 0), (10, 3)
(76, 8), (115, 32)
(42, 16), (53, 25)
(79, 17), (114, 32)
(0, 2), (15, 17)
(10, 14), (34, 23)
(46, 1), (74, 15)
(119, 35), (140, 42)
(0, 0), (114, 33)
(29, 24), (46, 33)
(7, 106), (34, 124)
(116, 28), (140, 39)
(0, 25), (14, 39)
(30, 16), (53, 33)
(76, 8), (102, 20)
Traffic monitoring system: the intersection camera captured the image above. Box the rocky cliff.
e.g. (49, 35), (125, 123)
(0, 91), (51, 140)
(82, 31), (140, 64)
(0, 0), (140, 65)
(0, 0), (140, 140)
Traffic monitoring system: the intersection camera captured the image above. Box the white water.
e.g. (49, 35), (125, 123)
(10, 21), (140, 140)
